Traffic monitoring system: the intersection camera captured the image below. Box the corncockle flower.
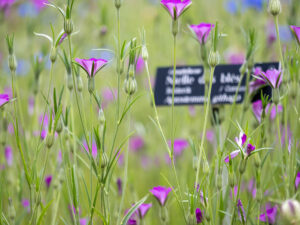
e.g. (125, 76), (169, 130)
(189, 23), (214, 44)
(22, 199), (30, 213)
(252, 100), (283, 122)
(206, 130), (214, 143)
(135, 57), (145, 75)
(129, 136), (145, 152)
(83, 140), (97, 158)
(168, 138), (189, 156)
(225, 52), (245, 64)
(0, 94), (10, 108)
(195, 208), (203, 224)
(102, 88), (116, 108)
(75, 58), (108, 77)
(160, 0), (192, 20)
(138, 203), (152, 219)
(45, 175), (52, 188)
(124, 208), (138, 225)
(59, 33), (68, 45)
(237, 199), (246, 223)
(225, 132), (256, 163)
(269, 104), (282, 120)
(32, 0), (48, 11)
(254, 69), (282, 89)
(295, 172), (300, 190)
(290, 26), (300, 44)
(117, 178), (122, 196)
(150, 186), (172, 206)
(5, 146), (13, 166)
(259, 206), (277, 224)
(79, 218), (87, 225)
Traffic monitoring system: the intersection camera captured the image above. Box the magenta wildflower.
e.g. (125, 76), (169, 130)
(129, 136), (145, 152)
(246, 143), (255, 155)
(0, 94), (10, 108)
(206, 130), (214, 143)
(259, 206), (277, 224)
(168, 138), (189, 156)
(75, 58), (108, 77)
(79, 218), (88, 225)
(83, 140), (97, 158)
(32, 0), (48, 11)
(195, 208), (203, 224)
(135, 57), (145, 75)
(124, 208), (138, 225)
(295, 172), (300, 190)
(252, 100), (282, 123)
(22, 199), (30, 213)
(254, 69), (282, 89)
(138, 203), (152, 219)
(59, 33), (68, 45)
(189, 23), (214, 44)
(290, 25), (300, 44)
(160, 0), (192, 20)
(45, 175), (52, 188)
(5, 146), (13, 166)
(101, 88), (116, 108)
(150, 186), (172, 206)
(237, 199), (246, 223)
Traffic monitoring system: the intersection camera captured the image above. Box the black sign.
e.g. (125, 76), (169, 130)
(154, 62), (279, 106)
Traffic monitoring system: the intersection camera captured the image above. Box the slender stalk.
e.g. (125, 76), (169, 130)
(195, 67), (215, 191)
(274, 16), (285, 71)
(116, 8), (121, 121)
(89, 93), (93, 220)
(171, 35), (176, 159)
(230, 172), (242, 225)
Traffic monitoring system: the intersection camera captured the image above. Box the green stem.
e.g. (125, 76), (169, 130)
(116, 8), (121, 121)
(274, 16), (285, 71)
(171, 35), (176, 159)
(230, 172), (242, 225)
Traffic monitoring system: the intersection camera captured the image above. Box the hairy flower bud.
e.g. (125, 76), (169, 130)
(142, 45), (149, 61)
(280, 199), (300, 224)
(88, 77), (95, 93)
(50, 47), (57, 63)
(268, 0), (282, 16)
(8, 54), (17, 72)
(124, 77), (137, 96)
(208, 50), (220, 68)
(76, 75), (83, 93)
(172, 19), (179, 37)
(64, 19), (73, 35)
(115, 0), (122, 9)
(46, 132), (54, 149)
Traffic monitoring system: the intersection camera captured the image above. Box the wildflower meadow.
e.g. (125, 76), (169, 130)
(1, 0), (300, 224)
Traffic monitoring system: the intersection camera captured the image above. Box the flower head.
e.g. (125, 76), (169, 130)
(0, 94), (10, 108)
(189, 23), (214, 44)
(45, 175), (52, 188)
(290, 26), (300, 45)
(160, 0), (192, 20)
(150, 186), (172, 206)
(75, 58), (108, 77)
(195, 208), (203, 224)
(254, 69), (282, 89)
(129, 136), (145, 152)
(138, 203), (152, 219)
(259, 206), (277, 224)
(295, 172), (300, 190)
(5, 146), (13, 166)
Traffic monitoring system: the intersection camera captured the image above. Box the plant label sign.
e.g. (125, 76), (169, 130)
(154, 62), (279, 106)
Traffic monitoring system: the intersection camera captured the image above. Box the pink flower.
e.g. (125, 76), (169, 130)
(160, 0), (192, 20)
(5, 146), (13, 166)
(254, 69), (282, 89)
(32, 0), (48, 11)
(135, 57), (145, 75)
(189, 23), (214, 44)
(195, 208), (203, 223)
(0, 94), (10, 108)
(168, 138), (189, 156)
(138, 203), (152, 219)
(83, 140), (97, 158)
(101, 88), (116, 108)
(290, 25), (300, 44)
(75, 58), (108, 77)
(45, 175), (52, 188)
(22, 199), (30, 213)
(252, 100), (282, 123)
(129, 136), (145, 152)
(150, 186), (172, 206)
(295, 172), (300, 190)
(259, 206), (277, 224)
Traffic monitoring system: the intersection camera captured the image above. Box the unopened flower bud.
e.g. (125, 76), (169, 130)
(280, 199), (300, 224)
(46, 132), (54, 148)
(272, 88), (280, 105)
(239, 159), (247, 174)
(268, 0), (282, 16)
(8, 54), (17, 72)
(128, 64), (135, 78)
(192, 156), (198, 171)
(88, 77), (95, 93)
(124, 77), (137, 96)
(98, 108), (105, 125)
(172, 19), (179, 37)
(142, 45), (149, 61)
(67, 74), (73, 91)
(56, 119), (63, 134)
(50, 47), (57, 63)
(229, 174), (235, 188)
(115, 0), (122, 9)
(208, 50), (220, 68)
(101, 152), (108, 169)
(76, 75), (83, 93)
(64, 19), (73, 35)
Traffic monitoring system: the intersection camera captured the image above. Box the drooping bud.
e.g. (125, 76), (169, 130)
(8, 54), (17, 72)
(280, 199), (300, 224)
(268, 0), (282, 16)
(64, 19), (73, 35)
(208, 50), (220, 68)
(88, 77), (95, 94)
(50, 47), (57, 63)
(124, 77), (137, 96)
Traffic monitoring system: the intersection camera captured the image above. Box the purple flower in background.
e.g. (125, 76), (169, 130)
(252, 100), (282, 123)
(206, 130), (214, 143)
(135, 57), (145, 75)
(28, 96), (35, 115)
(246, 143), (255, 155)
(195, 208), (203, 223)
(124, 208), (138, 225)
(31, 0), (48, 11)
(259, 206), (277, 224)
(129, 136), (145, 152)
(22, 199), (30, 213)
(269, 104), (283, 120)
(0, 94), (10, 108)
(5, 146), (13, 166)
(224, 150), (240, 163)
(291, 25), (300, 44)
(168, 138), (189, 156)
(254, 69), (282, 89)
(237, 199), (246, 223)
(102, 88), (116, 108)
(150, 186), (172, 206)
(189, 23), (215, 44)
(79, 218), (87, 225)
(225, 52), (245, 64)
(281, 125), (292, 153)
(160, 0), (192, 19)
(83, 140), (97, 158)
(59, 33), (68, 45)
(117, 178), (122, 196)
(57, 150), (62, 164)
(75, 58), (108, 77)
(138, 203), (152, 219)
(45, 175), (52, 188)
(295, 172), (300, 190)
(247, 179), (257, 198)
